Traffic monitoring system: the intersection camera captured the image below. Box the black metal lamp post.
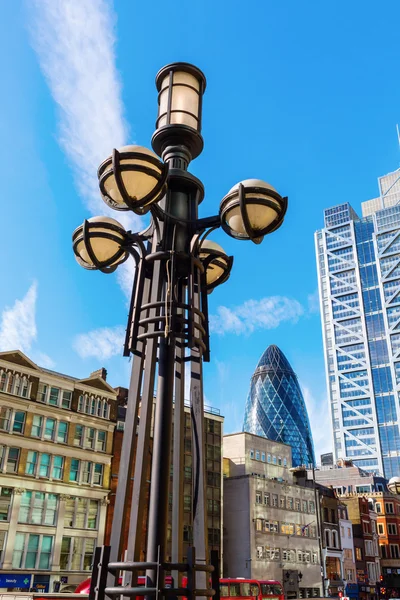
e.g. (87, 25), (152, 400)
(73, 62), (288, 600)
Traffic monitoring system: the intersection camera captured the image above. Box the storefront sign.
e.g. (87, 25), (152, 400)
(0, 574), (31, 588)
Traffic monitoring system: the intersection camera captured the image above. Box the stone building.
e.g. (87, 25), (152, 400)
(0, 350), (117, 593)
(295, 468), (345, 598)
(338, 503), (356, 590)
(105, 389), (224, 565)
(223, 433), (322, 599)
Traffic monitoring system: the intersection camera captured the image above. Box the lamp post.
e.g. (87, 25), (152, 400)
(73, 62), (288, 600)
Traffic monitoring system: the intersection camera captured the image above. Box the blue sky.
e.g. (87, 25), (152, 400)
(1, 0), (399, 459)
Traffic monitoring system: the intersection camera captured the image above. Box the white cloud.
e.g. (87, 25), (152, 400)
(33, 352), (56, 369)
(74, 325), (125, 360)
(0, 283), (38, 353)
(29, 0), (142, 295)
(210, 296), (304, 335)
(301, 383), (333, 461)
(308, 289), (320, 314)
(0, 283), (56, 368)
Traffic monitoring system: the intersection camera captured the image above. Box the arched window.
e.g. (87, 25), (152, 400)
(325, 529), (331, 547)
(332, 530), (338, 548)
(0, 371), (6, 391)
(21, 377), (29, 398)
(14, 376), (21, 396)
(6, 374), (14, 393)
(103, 401), (109, 419)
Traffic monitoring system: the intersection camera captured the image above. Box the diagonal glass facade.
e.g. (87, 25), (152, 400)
(315, 168), (400, 478)
(242, 345), (316, 467)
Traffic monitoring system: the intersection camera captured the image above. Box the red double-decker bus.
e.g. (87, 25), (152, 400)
(76, 575), (284, 600)
(220, 578), (284, 600)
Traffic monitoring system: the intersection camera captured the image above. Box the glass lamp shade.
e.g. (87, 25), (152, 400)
(219, 179), (288, 244)
(156, 63), (206, 132)
(98, 145), (167, 214)
(199, 239), (233, 291)
(72, 216), (128, 273)
(152, 63), (206, 160)
(388, 477), (400, 494)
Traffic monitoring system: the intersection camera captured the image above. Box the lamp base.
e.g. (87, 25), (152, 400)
(152, 124), (204, 162)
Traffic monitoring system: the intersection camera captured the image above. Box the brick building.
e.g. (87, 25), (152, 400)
(105, 388), (224, 565)
(340, 495), (380, 600)
(0, 350), (117, 593)
(372, 491), (400, 596)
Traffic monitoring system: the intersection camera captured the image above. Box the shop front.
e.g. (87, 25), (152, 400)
(345, 583), (359, 599)
(0, 573), (32, 591)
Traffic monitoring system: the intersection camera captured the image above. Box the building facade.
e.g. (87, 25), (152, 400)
(315, 167), (400, 478)
(314, 459), (387, 495)
(223, 433), (322, 599)
(373, 491), (400, 597)
(338, 503), (357, 590)
(105, 390), (224, 566)
(339, 496), (380, 600)
(242, 345), (315, 467)
(0, 351), (116, 593)
(293, 468), (345, 598)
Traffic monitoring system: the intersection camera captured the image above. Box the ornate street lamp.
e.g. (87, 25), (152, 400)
(388, 477), (400, 495)
(73, 62), (288, 600)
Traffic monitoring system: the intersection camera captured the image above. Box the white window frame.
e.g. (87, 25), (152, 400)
(2, 446), (20, 473)
(25, 451), (64, 480)
(388, 523), (397, 535)
(64, 497), (99, 529)
(386, 502), (394, 514)
(18, 491), (58, 526)
(60, 536), (96, 571)
(12, 532), (54, 570)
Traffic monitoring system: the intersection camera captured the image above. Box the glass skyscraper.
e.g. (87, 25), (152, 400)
(243, 344), (315, 467)
(315, 168), (400, 478)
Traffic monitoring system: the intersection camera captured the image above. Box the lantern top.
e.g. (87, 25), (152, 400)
(155, 62), (206, 92)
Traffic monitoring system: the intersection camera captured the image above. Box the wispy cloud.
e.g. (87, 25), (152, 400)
(210, 296), (304, 335)
(0, 283), (38, 353)
(74, 326), (125, 360)
(301, 383), (332, 461)
(29, 0), (141, 295)
(0, 283), (55, 368)
(34, 352), (56, 370)
(308, 289), (320, 315)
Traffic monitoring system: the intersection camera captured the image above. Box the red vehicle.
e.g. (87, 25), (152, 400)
(220, 579), (284, 600)
(76, 576), (284, 600)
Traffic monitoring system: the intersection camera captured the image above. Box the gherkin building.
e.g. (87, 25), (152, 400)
(243, 345), (315, 467)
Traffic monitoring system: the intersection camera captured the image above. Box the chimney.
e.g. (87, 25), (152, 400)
(90, 368), (107, 381)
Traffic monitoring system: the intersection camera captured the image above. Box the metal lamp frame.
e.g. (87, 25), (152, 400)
(220, 182), (288, 243)
(72, 219), (130, 273)
(98, 148), (168, 214)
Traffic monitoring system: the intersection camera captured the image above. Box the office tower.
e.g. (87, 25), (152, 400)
(243, 345), (315, 467)
(315, 168), (400, 478)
